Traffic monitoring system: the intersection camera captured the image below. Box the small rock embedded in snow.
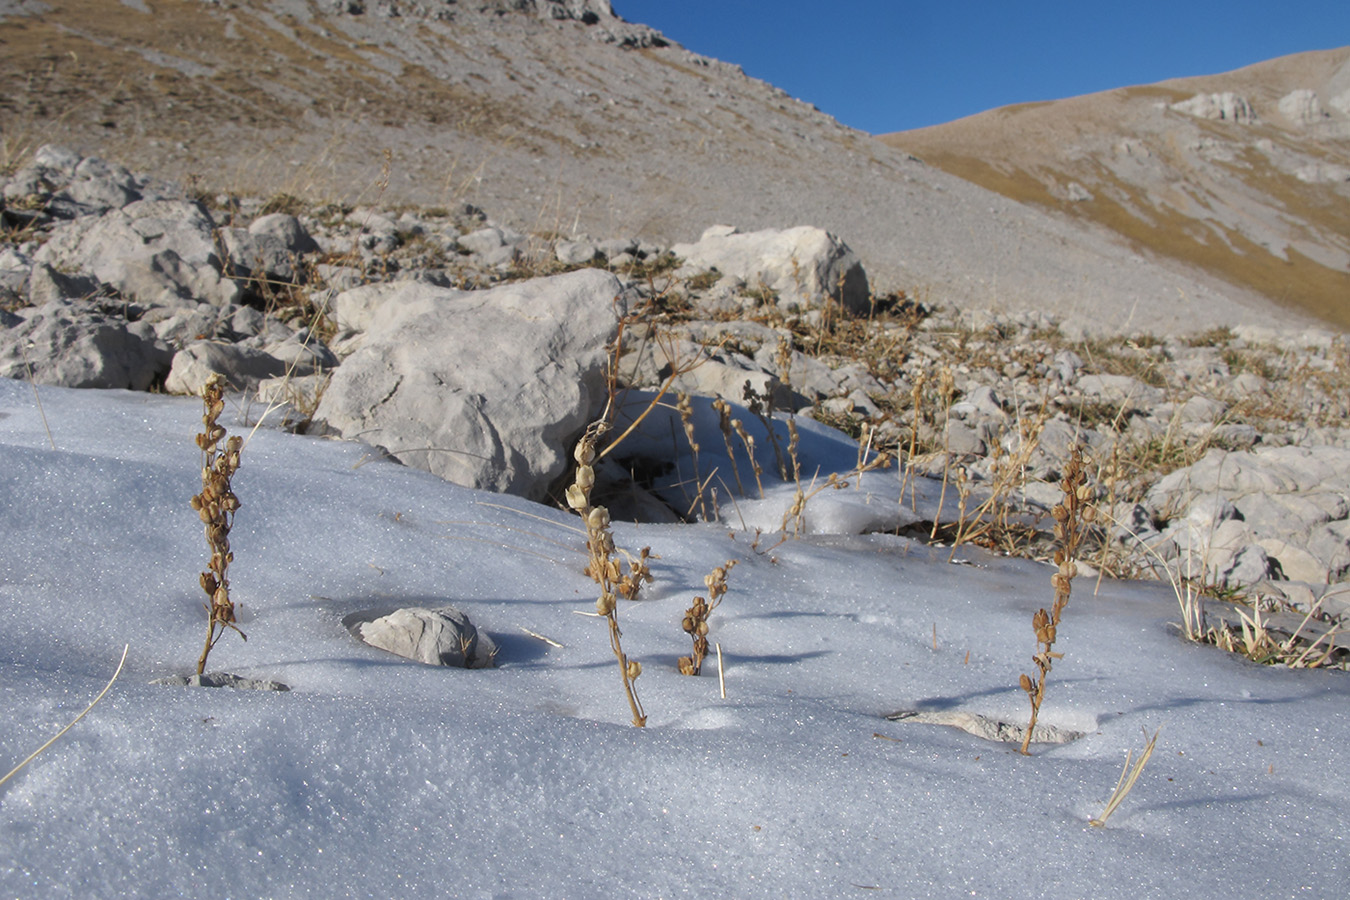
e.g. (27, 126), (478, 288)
(151, 673), (290, 691)
(349, 606), (498, 669)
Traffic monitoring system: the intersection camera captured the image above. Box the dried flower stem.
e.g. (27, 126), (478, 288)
(568, 423), (647, 726)
(1018, 444), (1093, 755)
(678, 560), (737, 675)
(190, 373), (246, 675)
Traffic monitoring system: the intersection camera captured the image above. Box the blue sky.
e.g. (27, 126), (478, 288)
(613, 1), (1350, 134)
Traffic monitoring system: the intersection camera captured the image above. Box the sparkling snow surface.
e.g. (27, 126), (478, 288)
(1, 378), (1347, 898)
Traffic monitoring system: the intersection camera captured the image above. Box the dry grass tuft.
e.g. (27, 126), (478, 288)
(1089, 727), (1161, 827)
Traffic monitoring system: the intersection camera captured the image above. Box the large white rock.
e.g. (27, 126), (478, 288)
(312, 268), (627, 501)
(164, 340), (297, 395)
(670, 225), (870, 314)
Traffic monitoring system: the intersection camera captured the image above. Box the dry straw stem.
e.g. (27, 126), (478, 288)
(1090, 727), (1161, 827)
(190, 374), (246, 675)
(947, 400), (1050, 556)
(712, 397), (747, 497)
(1018, 444), (1094, 756)
(928, 367), (958, 541)
(0, 645), (129, 791)
(1097, 506), (1207, 642)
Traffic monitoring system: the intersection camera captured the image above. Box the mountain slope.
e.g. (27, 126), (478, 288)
(882, 47), (1350, 330)
(0, 0), (1323, 334)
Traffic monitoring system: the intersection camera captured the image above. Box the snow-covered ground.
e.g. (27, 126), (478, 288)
(1, 377), (1347, 898)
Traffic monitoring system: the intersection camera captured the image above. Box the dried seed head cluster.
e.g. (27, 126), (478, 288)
(190, 373), (246, 674)
(678, 560), (737, 676)
(1018, 444), (1094, 754)
(569, 423), (647, 727)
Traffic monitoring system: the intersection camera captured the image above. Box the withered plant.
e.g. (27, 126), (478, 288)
(743, 381), (789, 480)
(678, 560), (737, 676)
(1018, 444), (1093, 755)
(190, 373), (246, 675)
(899, 370), (927, 512)
(712, 397), (747, 497)
(928, 367), (958, 540)
(567, 424), (648, 726)
(1090, 727), (1161, 827)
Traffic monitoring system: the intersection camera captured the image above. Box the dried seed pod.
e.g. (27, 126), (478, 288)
(586, 506), (610, 532)
(626, 660), (642, 680)
(1019, 673), (1034, 694)
(565, 483), (588, 511)
(574, 440), (595, 466)
(596, 592), (616, 616)
(574, 464), (595, 490)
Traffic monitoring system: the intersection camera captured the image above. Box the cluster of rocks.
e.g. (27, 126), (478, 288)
(4, 146), (1347, 625)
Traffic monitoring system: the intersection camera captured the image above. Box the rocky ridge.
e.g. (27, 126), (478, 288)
(884, 47), (1350, 330)
(3, 148), (1347, 652)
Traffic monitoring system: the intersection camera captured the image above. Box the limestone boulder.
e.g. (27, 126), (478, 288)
(34, 198), (240, 308)
(0, 304), (171, 390)
(670, 225), (870, 314)
(165, 341), (291, 395)
(220, 213), (319, 285)
(311, 268), (627, 501)
(1143, 446), (1350, 586)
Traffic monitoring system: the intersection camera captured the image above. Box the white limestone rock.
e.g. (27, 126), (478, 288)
(1278, 89), (1326, 126)
(34, 198), (240, 307)
(670, 225), (870, 314)
(350, 606), (497, 669)
(311, 268), (627, 501)
(1170, 92), (1257, 124)
(0, 304), (170, 390)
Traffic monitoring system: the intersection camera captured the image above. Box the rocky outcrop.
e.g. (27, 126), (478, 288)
(1137, 446), (1350, 589)
(1278, 88), (1327, 126)
(1170, 92), (1257, 123)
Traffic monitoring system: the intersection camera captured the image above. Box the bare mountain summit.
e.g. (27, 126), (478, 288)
(0, 0), (1333, 334)
(883, 47), (1350, 330)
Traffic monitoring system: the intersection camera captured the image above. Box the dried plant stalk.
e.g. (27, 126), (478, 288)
(190, 373), (246, 675)
(678, 560), (737, 676)
(1018, 444), (1093, 755)
(712, 397), (746, 497)
(568, 424), (647, 726)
